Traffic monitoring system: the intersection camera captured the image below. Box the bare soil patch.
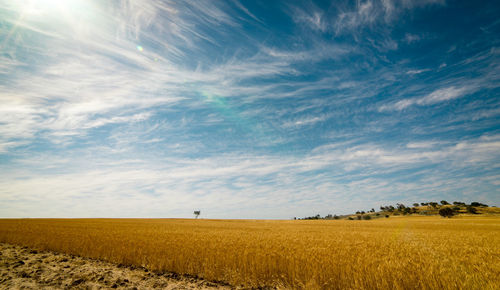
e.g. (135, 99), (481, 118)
(0, 243), (232, 289)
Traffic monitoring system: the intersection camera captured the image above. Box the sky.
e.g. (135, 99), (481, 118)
(0, 0), (499, 219)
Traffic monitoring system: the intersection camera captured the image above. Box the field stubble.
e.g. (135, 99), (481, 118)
(0, 216), (498, 289)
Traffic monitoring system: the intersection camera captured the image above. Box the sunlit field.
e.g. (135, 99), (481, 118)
(0, 216), (498, 289)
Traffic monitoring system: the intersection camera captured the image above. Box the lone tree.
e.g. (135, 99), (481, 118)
(440, 200), (449, 205)
(194, 210), (201, 219)
(439, 207), (454, 218)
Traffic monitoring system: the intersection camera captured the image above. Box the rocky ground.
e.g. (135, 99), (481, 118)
(0, 243), (232, 289)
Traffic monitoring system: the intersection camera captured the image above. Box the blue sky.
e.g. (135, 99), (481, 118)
(0, 0), (499, 218)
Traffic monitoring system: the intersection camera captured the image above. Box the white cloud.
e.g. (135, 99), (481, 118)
(404, 33), (421, 43)
(419, 86), (469, 104)
(379, 86), (470, 111)
(406, 68), (431, 75)
(291, 0), (445, 35)
(406, 141), (442, 149)
(1, 134), (498, 217)
(335, 1), (378, 34)
(0, 140), (28, 154)
(282, 114), (330, 128)
(291, 2), (327, 32)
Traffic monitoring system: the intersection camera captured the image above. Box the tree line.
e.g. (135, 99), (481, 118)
(295, 200), (490, 220)
(378, 200), (489, 218)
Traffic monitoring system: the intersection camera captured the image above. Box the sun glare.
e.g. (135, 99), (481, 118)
(20, 0), (89, 18)
(13, 0), (99, 36)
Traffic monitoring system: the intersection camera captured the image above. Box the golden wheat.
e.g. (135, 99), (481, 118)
(0, 216), (498, 289)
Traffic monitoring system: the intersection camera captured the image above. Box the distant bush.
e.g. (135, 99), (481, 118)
(466, 205), (478, 214)
(471, 202), (488, 207)
(362, 215), (371, 220)
(439, 207), (455, 218)
(380, 205), (395, 212)
(375, 213), (380, 216)
(302, 214), (321, 220)
(356, 215), (362, 220)
(348, 217), (354, 220)
(385, 215), (389, 218)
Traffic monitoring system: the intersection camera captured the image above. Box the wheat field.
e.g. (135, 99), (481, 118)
(0, 216), (498, 289)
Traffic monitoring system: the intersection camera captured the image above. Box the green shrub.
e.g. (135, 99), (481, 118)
(439, 207), (455, 218)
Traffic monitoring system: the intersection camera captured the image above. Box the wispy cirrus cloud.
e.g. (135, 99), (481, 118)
(291, 0), (445, 35)
(379, 86), (471, 111)
(282, 114), (330, 128)
(0, 0), (302, 147)
(406, 69), (431, 75)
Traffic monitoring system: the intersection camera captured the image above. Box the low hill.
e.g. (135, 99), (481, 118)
(298, 202), (499, 220)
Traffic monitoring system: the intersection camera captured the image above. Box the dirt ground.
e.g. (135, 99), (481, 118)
(0, 243), (232, 289)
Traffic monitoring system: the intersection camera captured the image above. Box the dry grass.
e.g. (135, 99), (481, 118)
(0, 216), (499, 289)
(476, 206), (500, 214)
